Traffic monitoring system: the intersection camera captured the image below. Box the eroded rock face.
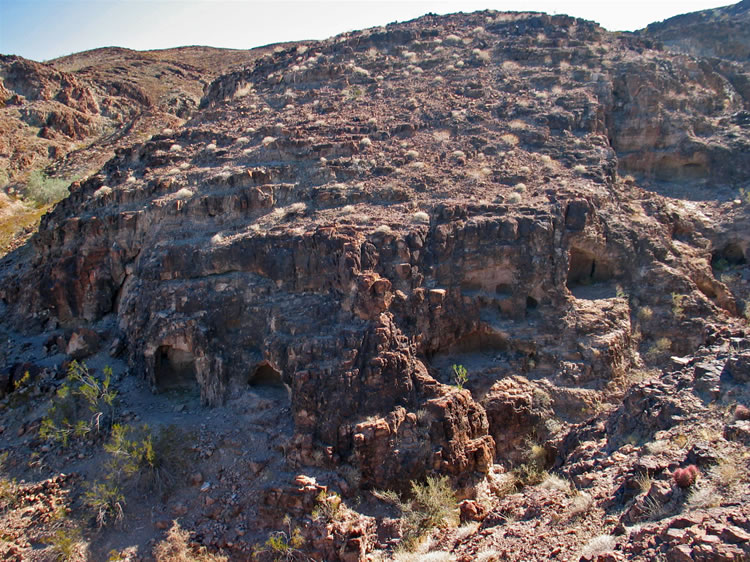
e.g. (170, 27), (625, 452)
(2, 9), (750, 494)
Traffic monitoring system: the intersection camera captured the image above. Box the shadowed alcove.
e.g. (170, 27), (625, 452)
(567, 247), (614, 289)
(154, 346), (198, 392)
(249, 362), (284, 387)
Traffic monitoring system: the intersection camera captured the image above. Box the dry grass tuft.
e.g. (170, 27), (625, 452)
(153, 521), (228, 561)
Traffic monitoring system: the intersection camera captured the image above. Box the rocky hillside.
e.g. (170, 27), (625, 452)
(641, 0), (750, 64)
(0, 4), (749, 562)
(0, 47), (253, 184)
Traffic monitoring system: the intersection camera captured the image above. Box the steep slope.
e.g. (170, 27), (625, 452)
(640, 0), (750, 64)
(0, 6), (749, 562)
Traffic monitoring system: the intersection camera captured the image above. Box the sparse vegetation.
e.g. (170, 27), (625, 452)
(452, 364), (468, 390)
(581, 535), (617, 558)
(412, 211), (430, 224)
(635, 472), (653, 494)
(514, 442), (548, 487)
(174, 188), (194, 200)
(153, 520), (228, 561)
(568, 491), (593, 518)
(645, 337), (672, 361)
(39, 361), (117, 447)
(104, 423), (192, 495)
(687, 482), (721, 509)
(637, 306), (654, 322)
(256, 516), (305, 561)
(84, 480), (125, 528)
(311, 490), (342, 522)
(0, 452), (17, 513)
(375, 476), (458, 551)
(44, 527), (84, 561)
(671, 293), (688, 318)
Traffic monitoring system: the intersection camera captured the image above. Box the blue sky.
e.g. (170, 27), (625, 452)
(0, 0), (733, 62)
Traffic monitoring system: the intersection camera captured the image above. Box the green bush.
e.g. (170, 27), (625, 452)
(452, 364), (468, 390)
(39, 361), (117, 446)
(104, 423), (192, 494)
(43, 527), (83, 560)
(23, 170), (71, 206)
(376, 475), (458, 551)
(84, 480), (124, 528)
(256, 516), (305, 560)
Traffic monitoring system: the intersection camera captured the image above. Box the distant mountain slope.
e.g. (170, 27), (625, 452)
(640, 0), (750, 64)
(0, 45), (289, 189)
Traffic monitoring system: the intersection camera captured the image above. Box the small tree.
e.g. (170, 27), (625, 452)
(452, 364), (468, 390)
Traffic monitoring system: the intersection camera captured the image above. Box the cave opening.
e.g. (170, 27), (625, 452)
(712, 242), (746, 270)
(154, 346), (198, 392)
(567, 248), (613, 289)
(249, 363), (284, 388)
(249, 362), (289, 404)
(449, 329), (509, 354)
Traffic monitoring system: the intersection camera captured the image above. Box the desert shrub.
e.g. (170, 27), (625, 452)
(0, 452), (18, 513)
(671, 293), (688, 318)
(637, 306), (653, 322)
(452, 364), (468, 390)
(255, 516), (305, 561)
(376, 476), (458, 551)
(39, 361), (117, 447)
(581, 535), (616, 558)
(84, 480), (124, 528)
(712, 457), (744, 488)
(93, 186), (112, 198)
(645, 337), (672, 361)
(412, 211), (430, 224)
(686, 482), (721, 509)
(540, 473), (573, 494)
(43, 527), (84, 561)
(104, 423), (192, 494)
(514, 442), (548, 487)
(153, 520), (228, 562)
(23, 170), (71, 206)
(568, 492), (593, 518)
(634, 472), (653, 495)
(500, 133), (519, 146)
(311, 490), (342, 522)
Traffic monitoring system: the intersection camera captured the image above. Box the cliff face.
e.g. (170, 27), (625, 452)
(1, 5), (750, 561)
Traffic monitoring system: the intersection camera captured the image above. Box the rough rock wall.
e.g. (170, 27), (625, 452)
(2, 10), (749, 490)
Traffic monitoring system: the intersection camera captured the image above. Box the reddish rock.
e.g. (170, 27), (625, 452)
(65, 328), (100, 359)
